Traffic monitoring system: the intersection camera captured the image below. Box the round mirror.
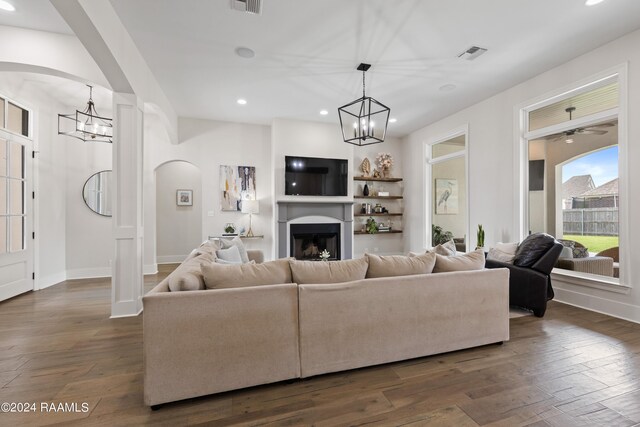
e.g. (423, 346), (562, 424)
(83, 170), (112, 217)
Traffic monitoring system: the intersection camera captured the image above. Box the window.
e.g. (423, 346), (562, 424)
(426, 129), (468, 250)
(0, 138), (25, 253)
(523, 74), (624, 283)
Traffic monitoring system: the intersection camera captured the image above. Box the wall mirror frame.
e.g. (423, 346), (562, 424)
(83, 170), (112, 217)
(424, 124), (469, 251)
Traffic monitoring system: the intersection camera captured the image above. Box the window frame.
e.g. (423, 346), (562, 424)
(514, 65), (629, 291)
(423, 124), (469, 251)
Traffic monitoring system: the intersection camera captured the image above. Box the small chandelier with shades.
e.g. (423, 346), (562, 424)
(338, 63), (390, 146)
(58, 85), (113, 143)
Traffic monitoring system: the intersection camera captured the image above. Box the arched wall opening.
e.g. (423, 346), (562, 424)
(154, 160), (202, 263)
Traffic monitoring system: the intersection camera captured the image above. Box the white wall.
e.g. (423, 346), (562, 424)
(144, 117), (273, 263)
(403, 28), (640, 323)
(155, 161), (202, 263)
(64, 141), (113, 279)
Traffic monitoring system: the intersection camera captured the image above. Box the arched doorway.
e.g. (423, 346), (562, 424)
(154, 160), (202, 263)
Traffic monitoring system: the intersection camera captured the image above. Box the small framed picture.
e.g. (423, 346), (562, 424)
(176, 189), (193, 206)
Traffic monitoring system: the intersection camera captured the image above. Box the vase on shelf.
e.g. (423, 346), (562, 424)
(363, 183), (370, 196)
(382, 168), (391, 178)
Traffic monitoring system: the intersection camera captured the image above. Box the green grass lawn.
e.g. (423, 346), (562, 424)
(563, 235), (619, 254)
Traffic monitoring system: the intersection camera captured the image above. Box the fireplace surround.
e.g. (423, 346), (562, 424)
(277, 201), (354, 259)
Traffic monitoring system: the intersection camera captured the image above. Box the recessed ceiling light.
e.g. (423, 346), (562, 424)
(585, 0), (604, 5)
(0, 0), (15, 11)
(319, 110), (328, 116)
(389, 118), (397, 123)
(234, 47), (255, 59)
(237, 98), (247, 105)
(439, 84), (457, 92)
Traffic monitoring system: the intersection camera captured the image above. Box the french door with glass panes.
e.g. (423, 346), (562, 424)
(0, 129), (33, 302)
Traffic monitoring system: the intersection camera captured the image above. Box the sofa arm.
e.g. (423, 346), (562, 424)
(247, 249), (264, 264)
(143, 283), (299, 406)
(531, 243), (563, 275)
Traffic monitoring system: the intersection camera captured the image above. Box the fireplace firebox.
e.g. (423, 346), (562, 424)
(290, 223), (340, 261)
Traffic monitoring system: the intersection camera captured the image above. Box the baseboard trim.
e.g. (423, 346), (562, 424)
(37, 272), (67, 290)
(66, 267), (112, 280)
(554, 287), (640, 325)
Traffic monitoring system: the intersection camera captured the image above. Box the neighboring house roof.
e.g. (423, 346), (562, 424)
(579, 178), (619, 198)
(562, 175), (595, 200)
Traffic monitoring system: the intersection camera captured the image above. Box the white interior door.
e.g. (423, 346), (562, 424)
(0, 130), (33, 302)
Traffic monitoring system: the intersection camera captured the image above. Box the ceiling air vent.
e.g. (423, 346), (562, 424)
(458, 46), (488, 61)
(231, 0), (262, 15)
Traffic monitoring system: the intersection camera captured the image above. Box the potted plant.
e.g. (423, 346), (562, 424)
(476, 224), (485, 251)
(366, 217), (379, 234)
(432, 224), (453, 246)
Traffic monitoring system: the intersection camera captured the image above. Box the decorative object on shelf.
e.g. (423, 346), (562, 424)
(375, 152), (393, 177)
(363, 183), (370, 196)
(83, 170), (112, 217)
(176, 189), (193, 206)
(366, 217), (379, 234)
(476, 224), (485, 250)
(241, 199), (259, 237)
(360, 157), (371, 177)
(378, 221), (391, 232)
(378, 191), (389, 197)
(224, 223), (237, 235)
(432, 224), (453, 246)
(58, 85), (113, 143)
(372, 169), (381, 178)
(360, 203), (367, 214)
(374, 203), (383, 214)
(220, 165), (256, 211)
(435, 178), (459, 214)
(338, 63), (390, 146)
(319, 249), (331, 262)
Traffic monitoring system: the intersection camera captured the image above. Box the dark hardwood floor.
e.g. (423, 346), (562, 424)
(1, 266), (639, 426)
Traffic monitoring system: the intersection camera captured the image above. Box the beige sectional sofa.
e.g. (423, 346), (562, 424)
(143, 248), (510, 407)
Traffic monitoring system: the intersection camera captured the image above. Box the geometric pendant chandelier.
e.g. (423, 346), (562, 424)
(58, 85), (113, 143)
(338, 63), (390, 146)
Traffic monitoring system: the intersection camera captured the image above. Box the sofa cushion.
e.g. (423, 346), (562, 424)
(289, 258), (368, 284)
(168, 253), (215, 292)
(366, 252), (436, 278)
(513, 233), (556, 267)
(220, 236), (250, 263)
(495, 242), (518, 255)
(202, 258), (293, 289)
(433, 239), (456, 256)
(216, 246), (243, 264)
(434, 249), (485, 273)
(486, 248), (515, 264)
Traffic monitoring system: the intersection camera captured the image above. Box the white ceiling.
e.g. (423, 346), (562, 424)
(3, 0), (640, 137)
(0, 0), (71, 34)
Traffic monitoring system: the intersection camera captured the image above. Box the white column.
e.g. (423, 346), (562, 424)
(111, 92), (144, 318)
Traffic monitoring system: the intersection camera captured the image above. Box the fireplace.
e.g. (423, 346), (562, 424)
(290, 223), (340, 261)
(277, 201), (354, 259)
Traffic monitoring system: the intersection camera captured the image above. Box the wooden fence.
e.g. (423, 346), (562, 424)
(563, 208), (618, 236)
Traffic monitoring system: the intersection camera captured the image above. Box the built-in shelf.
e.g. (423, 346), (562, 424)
(354, 230), (403, 235)
(353, 176), (403, 183)
(354, 213), (403, 217)
(354, 195), (403, 200)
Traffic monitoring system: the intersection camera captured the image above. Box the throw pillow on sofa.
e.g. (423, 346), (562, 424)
(432, 239), (456, 256)
(215, 245), (243, 264)
(486, 248), (515, 264)
(197, 240), (221, 257)
(289, 257), (368, 284)
(434, 249), (485, 273)
(513, 233), (556, 267)
(202, 258), (293, 289)
(168, 252), (215, 292)
(366, 252), (436, 278)
(219, 236), (250, 263)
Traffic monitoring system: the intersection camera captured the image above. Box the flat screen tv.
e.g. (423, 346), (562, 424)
(285, 156), (348, 196)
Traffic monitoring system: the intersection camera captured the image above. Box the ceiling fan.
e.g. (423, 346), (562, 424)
(545, 107), (614, 143)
